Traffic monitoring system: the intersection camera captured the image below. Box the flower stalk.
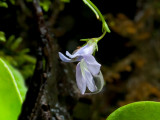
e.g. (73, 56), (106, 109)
(59, 0), (110, 94)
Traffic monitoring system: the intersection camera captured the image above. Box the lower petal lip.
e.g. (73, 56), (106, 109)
(80, 59), (97, 93)
(76, 62), (87, 94)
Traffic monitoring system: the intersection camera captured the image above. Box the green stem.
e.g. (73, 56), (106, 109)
(83, 0), (110, 33)
(96, 30), (107, 42)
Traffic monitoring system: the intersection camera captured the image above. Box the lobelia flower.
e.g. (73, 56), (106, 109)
(58, 40), (104, 94)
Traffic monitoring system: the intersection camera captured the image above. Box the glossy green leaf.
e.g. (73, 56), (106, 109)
(106, 101), (160, 120)
(0, 58), (27, 120)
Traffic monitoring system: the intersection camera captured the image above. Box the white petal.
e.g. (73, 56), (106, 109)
(84, 55), (101, 75)
(58, 52), (72, 62)
(66, 51), (74, 58)
(76, 62), (86, 94)
(76, 43), (95, 55)
(66, 43), (95, 59)
(80, 59), (97, 92)
(85, 69), (97, 92)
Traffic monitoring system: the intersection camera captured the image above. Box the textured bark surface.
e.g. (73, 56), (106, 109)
(18, 0), (79, 119)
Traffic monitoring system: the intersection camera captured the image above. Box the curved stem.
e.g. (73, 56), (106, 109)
(83, 0), (110, 33)
(96, 31), (107, 42)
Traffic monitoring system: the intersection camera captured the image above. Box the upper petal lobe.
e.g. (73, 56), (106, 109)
(59, 52), (72, 62)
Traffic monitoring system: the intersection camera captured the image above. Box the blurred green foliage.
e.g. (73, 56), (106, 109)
(0, 58), (27, 120)
(0, 33), (36, 79)
(0, 31), (6, 42)
(40, 0), (51, 12)
(60, 0), (70, 3)
(0, 1), (8, 8)
(0, 0), (15, 8)
(9, 0), (15, 4)
(39, 0), (70, 12)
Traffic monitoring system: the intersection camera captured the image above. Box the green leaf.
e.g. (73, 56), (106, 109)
(40, 0), (51, 12)
(0, 31), (6, 42)
(0, 58), (27, 120)
(6, 35), (15, 48)
(9, 0), (15, 5)
(106, 101), (160, 120)
(61, 0), (70, 3)
(0, 1), (8, 8)
(10, 37), (23, 50)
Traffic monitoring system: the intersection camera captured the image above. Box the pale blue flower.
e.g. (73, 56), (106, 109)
(59, 42), (104, 94)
